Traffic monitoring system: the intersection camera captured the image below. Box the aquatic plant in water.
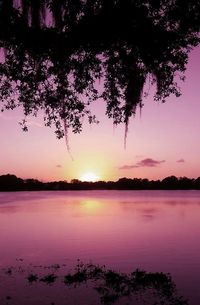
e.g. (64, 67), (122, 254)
(1, 262), (188, 305)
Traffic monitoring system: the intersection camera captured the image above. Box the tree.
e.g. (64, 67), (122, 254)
(161, 175), (179, 189)
(0, 0), (199, 138)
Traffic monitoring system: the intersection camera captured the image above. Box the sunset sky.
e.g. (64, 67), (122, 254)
(0, 46), (200, 182)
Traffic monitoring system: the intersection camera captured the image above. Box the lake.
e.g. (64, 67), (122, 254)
(0, 190), (199, 305)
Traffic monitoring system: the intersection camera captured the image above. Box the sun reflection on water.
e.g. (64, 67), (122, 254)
(80, 199), (102, 215)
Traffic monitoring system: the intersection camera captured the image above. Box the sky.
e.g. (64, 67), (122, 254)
(0, 47), (200, 182)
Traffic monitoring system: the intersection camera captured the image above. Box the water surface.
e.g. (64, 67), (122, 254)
(0, 190), (200, 304)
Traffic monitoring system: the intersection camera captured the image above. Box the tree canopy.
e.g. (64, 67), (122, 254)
(0, 0), (200, 137)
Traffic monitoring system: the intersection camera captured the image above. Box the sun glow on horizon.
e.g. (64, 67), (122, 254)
(80, 172), (100, 182)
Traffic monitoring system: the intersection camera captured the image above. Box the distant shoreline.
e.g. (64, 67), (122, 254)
(1, 174), (200, 191)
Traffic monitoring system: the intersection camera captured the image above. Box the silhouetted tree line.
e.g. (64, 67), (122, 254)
(1, 174), (200, 191)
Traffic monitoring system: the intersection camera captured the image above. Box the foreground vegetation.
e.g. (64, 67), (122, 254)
(1, 261), (188, 305)
(1, 174), (200, 191)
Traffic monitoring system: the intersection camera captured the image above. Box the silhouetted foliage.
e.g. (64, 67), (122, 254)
(1, 262), (188, 304)
(24, 178), (44, 190)
(194, 177), (200, 189)
(0, 173), (200, 191)
(0, 1), (200, 137)
(0, 174), (24, 191)
(162, 176), (179, 190)
(27, 273), (38, 283)
(33, 262), (189, 304)
(40, 273), (58, 284)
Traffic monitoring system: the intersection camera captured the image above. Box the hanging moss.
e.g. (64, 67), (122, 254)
(0, 0), (199, 137)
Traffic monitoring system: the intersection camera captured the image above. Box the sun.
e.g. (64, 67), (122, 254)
(80, 172), (99, 182)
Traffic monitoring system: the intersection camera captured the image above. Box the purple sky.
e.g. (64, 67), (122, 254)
(0, 47), (200, 182)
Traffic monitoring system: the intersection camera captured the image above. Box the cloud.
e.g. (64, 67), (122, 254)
(177, 158), (185, 163)
(56, 164), (62, 168)
(135, 155), (144, 159)
(137, 158), (165, 167)
(26, 120), (43, 128)
(119, 158), (165, 170)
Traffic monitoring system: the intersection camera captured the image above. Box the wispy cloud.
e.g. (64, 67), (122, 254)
(135, 155), (144, 159)
(119, 158), (165, 170)
(137, 158), (165, 167)
(26, 120), (43, 128)
(176, 158), (185, 163)
(119, 164), (139, 170)
(56, 164), (62, 168)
